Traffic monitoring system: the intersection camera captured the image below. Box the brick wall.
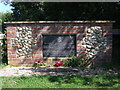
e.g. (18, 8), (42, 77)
(5, 21), (113, 66)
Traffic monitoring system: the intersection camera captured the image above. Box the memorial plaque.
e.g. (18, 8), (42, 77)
(43, 34), (76, 57)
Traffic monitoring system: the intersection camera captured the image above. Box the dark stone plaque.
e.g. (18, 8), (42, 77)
(43, 34), (76, 57)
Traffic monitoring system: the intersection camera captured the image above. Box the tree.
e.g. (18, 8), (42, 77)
(9, 2), (120, 28)
(0, 12), (11, 64)
(11, 2), (45, 21)
(1, 12), (13, 22)
(0, 12), (13, 34)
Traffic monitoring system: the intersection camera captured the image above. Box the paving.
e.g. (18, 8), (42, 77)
(0, 66), (119, 77)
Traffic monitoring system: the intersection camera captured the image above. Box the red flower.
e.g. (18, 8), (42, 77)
(55, 61), (62, 67)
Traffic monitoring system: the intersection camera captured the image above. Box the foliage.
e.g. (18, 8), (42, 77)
(0, 12), (13, 23)
(33, 62), (48, 68)
(1, 12), (13, 22)
(40, 62), (47, 66)
(62, 56), (93, 69)
(101, 62), (120, 70)
(10, 2), (44, 21)
(62, 56), (80, 67)
(9, 2), (120, 28)
(0, 63), (7, 69)
(0, 12), (12, 64)
(0, 2), (120, 28)
(1, 39), (7, 64)
(1, 74), (119, 88)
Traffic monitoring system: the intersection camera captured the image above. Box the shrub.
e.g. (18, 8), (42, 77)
(40, 63), (47, 66)
(33, 62), (48, 68)
(62, 56), (93, 69)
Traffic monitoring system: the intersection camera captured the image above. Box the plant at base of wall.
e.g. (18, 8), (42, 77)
(40, 63), (47, 66)
(33, 60), (48, 68)
(33, 60), (41, 69)
(62, 56), (93, 69)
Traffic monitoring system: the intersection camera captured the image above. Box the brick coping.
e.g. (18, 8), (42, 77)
(4, 20), (115, 24)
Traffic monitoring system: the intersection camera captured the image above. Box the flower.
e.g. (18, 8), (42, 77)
(35, 61), (38, 64)
(35, 60), (41, 64)
(54, 61), (62, 67)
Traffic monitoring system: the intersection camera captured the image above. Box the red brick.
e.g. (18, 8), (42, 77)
(73, 27), (78, 30)
(7, 34), (16, 38)
(81, 51), (87, 54)
(37, 41), (42, 47)
(8, 48), (16, 51)
(48, 27), (54, 30)
(7, 32), (11, 34)
(79, 48), (86, 51)
(32, 27), (38, 30)
(7, 52), (16, 54)
(32, 59), (41, 61)
(38, 27), (43, 30)
(7, 31), (16, 34)
(8, 61), (18, 65)
(100, 23), (112, 26)
(11, 58), (22, 61)
(105, 48), (112, 51)
(7, 41), (12, 44)
(33, 54), (42, 58)
(77, 44), (82, 47)
(9, 60), (21, 65)
(73, 31), (81, 33)
(77, 37), (84, 40)
(59, 27), (66, 30)
(7, 38), (11, 41)
(22, 61), (35, 64)
(7, 52), (11, 54)
(78, 27), (85, 29)
(62, 31), (69, 33)
(77, 54), (85, 57)
(105, 58), (112, 62)
(104, 51), (112, 54)
(79, 30), (85, 33)
(7, 45), (11, 48)
(103, 31), (112, 35)
(22, 58), (32, 61)
(8, 54), (17, 58)
(40, 31), (48, 33)
(63, 31), (81, 33)
(33, 48), (42, 51)
(32, 51), (41, 54)
(104, 55), (112, 58)
(103, 26), (112, 29)
(105, 35), (112, 37)
(11, 31), (16, 34)
(7, 27), (16, 30)
(6, 23), (114, 65)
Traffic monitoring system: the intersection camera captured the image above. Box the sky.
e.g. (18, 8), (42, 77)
(0, 2), (13, 13)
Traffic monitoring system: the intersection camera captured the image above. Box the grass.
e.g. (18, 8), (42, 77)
(0, 62), (120, 88)
(0, 63), (7, 69)
(1, 74), (120, 88)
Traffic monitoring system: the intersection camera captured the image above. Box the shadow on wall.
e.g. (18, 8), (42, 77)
(31, 23), (111, 65)
(112, 35), (120, 64)
(10, 23), (112, 66)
